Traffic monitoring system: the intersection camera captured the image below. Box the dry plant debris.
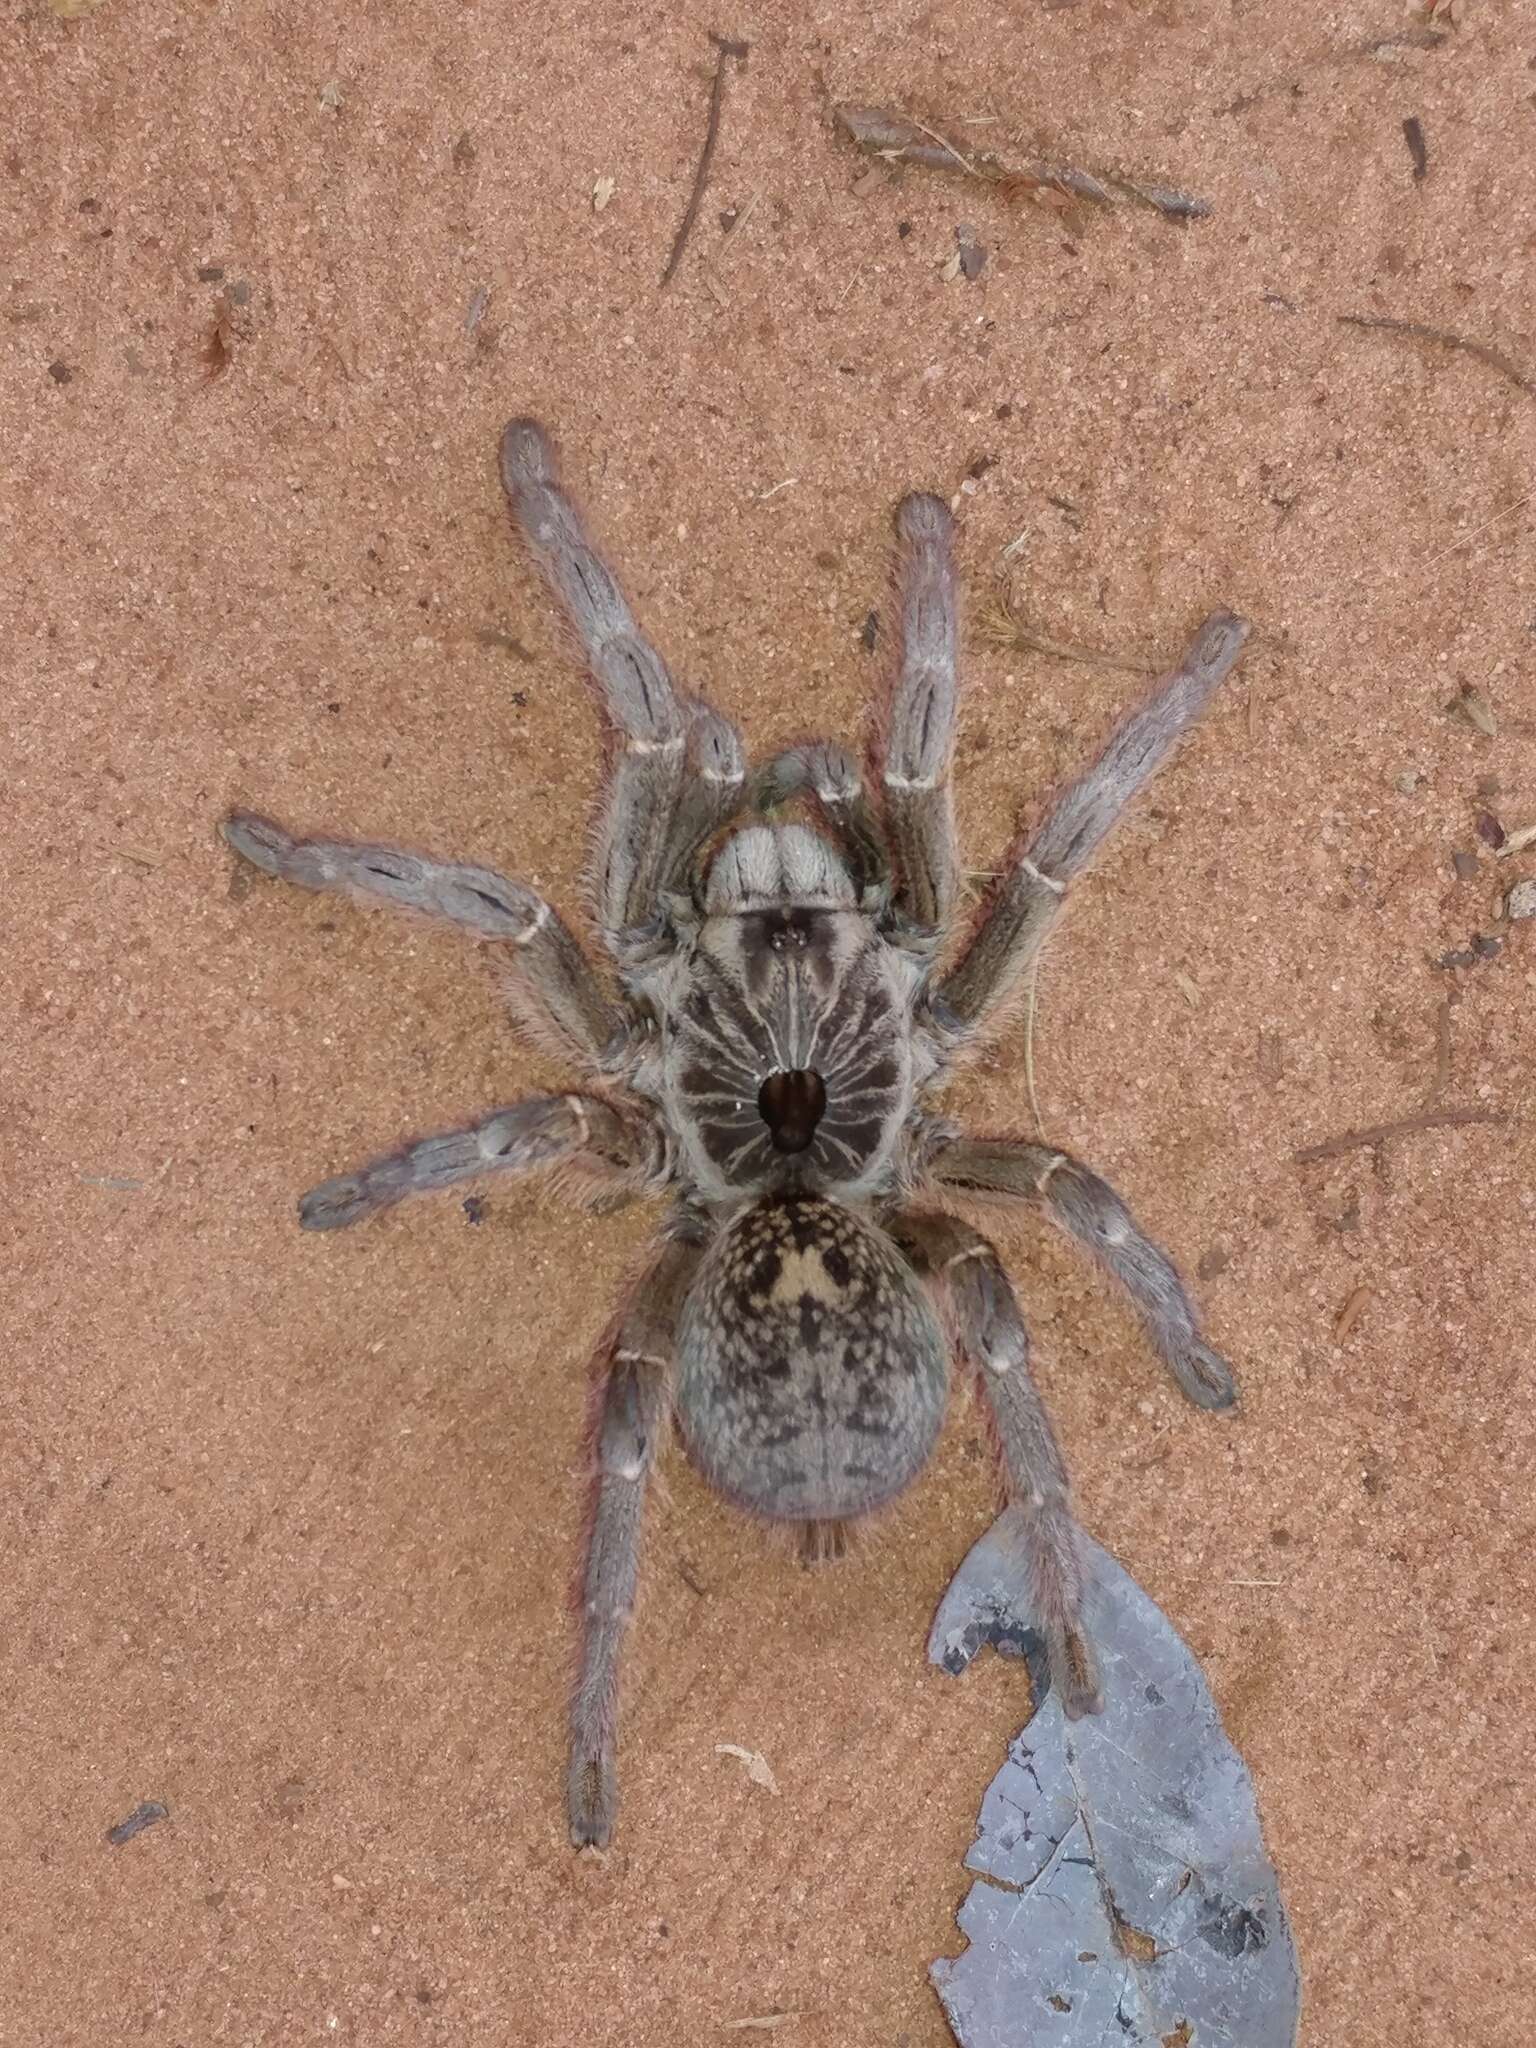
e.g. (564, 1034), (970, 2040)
(1293, 1106), (1504, 1164)
(714, 1743), (779, 1794)
(1339, 314), (1536, 404)
(1402, 116), (1429, 182)
(200, 296), (239, 380)
(1445, 683), (1499, 738)
(1218, 26), (1450, 115)
(106, 1800), (169, 1846)
(976, 587), (1159, 674)
(1334, 1285), (1373, 1344)
(930, 1511), (1300, 2046)
(835, 104), (1211, 224)
(1423, 998), (1453, 1107)
(661, 33), (750, 288)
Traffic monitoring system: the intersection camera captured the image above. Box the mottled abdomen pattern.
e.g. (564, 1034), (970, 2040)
(674, 1194), (949, 1521)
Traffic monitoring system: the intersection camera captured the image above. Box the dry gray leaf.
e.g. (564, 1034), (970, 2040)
(929, 1509), (1301, 2047)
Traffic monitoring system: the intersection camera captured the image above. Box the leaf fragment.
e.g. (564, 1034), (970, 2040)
(929, 1509), (1301, 2047)
(1445, 683), (1497, 737)
(715, 1742), (779, 1794)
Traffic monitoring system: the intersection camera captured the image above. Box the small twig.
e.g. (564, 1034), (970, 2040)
(905, 113), (983, 178)
(1114, 177), (1211, 222)
(1294, 1105), (1504, 1163)
(1229, 1578), (1284, 1590)
(661, 34), (750, 289)
(834, 103), (1209, 223)
(1420, 490), (1532, 570)
(1422, 999), (1452, 1109)
(1338, 313), (1536, 402)
(1218, 28), (1448, 115)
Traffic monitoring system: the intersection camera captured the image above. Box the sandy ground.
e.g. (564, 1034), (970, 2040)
(6, 3), (1534, 2043)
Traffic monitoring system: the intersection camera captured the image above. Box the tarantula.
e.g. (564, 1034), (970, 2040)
(223, 419), (1249, 1847)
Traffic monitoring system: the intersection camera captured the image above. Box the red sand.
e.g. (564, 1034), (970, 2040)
(7, 5), (1533, 2042)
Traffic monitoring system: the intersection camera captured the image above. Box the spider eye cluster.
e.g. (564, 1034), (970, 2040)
(766, 912), (813, 954)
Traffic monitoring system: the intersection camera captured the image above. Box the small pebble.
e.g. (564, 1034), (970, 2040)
(1507, 879), (1536, 920)
(1451, 850), (1479, 882)
(1393, 771), (1420, 795)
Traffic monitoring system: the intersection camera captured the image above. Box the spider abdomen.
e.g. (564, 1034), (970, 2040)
(674, 1194), (949, 1522)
